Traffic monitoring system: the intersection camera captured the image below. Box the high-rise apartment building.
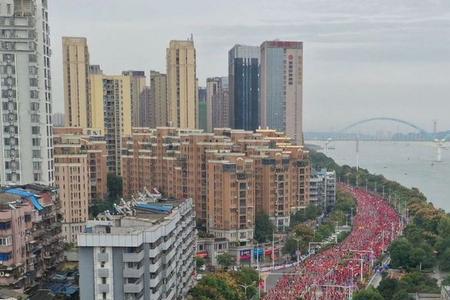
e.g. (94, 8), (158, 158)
(54, 127), (108, 243)
(53, 112), (65, 127)
(122, 70), (146, 128)
(139, 86), (151, 128)
(90, 74), (132, 175)
(166, 39), (198, 128)
(78, 197), (196, 300)
(54, 130), (90, 243)
(0, 0), (54, 186)
(149, 70), (167, 127)
(198, 87), (207, 131)
(207, 155), (255, 241)
(206, 77), (229, 131)
(121, 127), (310, 235)
(260, 41), (304, 145)
(62, 37), (90, 128)
(229, 45), (260, 131)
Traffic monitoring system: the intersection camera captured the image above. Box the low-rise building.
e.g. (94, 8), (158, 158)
(78, 197), (196, 300)
(0, 185), (63, 289)
(309, 169), (336, 211)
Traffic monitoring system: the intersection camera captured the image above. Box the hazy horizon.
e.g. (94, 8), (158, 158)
(49, 0), (450, 132)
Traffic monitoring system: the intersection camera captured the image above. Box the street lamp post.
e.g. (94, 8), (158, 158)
(239, 281), (256, 300)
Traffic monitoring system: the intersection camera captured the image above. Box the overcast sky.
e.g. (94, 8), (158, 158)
(49, 0), (450, 132)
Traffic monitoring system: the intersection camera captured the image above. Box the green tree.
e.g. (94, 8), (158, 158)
(401, 272), (439, 293)
(235, 267), (258, 299)
(304, 204), (322, 220)
(352, 287), (384, 300)
(439, 248), (450, 271)
(107, 174), (123, 201)
(254, 213), (275, 243)
(196, 257), (205, 270)
(377, 278), (401, 300)
(391, 290), (411, 300)
(217, 253), (235, 270)
(190, 275), (240, 300)
(294, 224), (314, 241)
(282, 238), (299, 256)
(389, 238), (413, 268)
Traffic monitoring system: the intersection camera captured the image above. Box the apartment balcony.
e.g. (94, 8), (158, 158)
(165, 247), (176, 263)
(162, 236), (175, 251)
(150, 289), (161, 299)
(149, 273), (162, 288)
(123, 266), (144, 278)
(123, 279), (144, 294)
(148, 259), (161, 273)
(0, 244), (13, 253)
(165, 287), (176, 300)
(97, 283), (109, 293)
(0, 228), (12, 237)
(123, 250), (144, 262)
(97, 252), (109, 262)
(97, 268), (109, 278)
(148, 246), (161, 258)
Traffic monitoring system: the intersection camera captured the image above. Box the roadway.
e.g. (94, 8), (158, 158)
(263, 187), (402, 300)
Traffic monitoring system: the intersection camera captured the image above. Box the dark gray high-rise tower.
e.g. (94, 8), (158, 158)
(228, 45), (260, 131)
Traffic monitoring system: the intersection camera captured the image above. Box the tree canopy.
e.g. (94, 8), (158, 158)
(254, 213), (275, 243)
(189, 268), (258, 300)
(352, 287), (384, 300)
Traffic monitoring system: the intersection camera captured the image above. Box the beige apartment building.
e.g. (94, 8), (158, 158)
(208, 155), (255, 242)
(54, 127), (108, 243)
(149, 70), (168, 127)
(121, 127), (310, 239)
(167, 39), (198, 128)
(122, 71), (146, 127)
(89, 73), (132, 175)
(62, 37), (91, 128)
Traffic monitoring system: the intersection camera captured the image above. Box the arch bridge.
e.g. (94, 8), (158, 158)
(339, 117), (428, 134)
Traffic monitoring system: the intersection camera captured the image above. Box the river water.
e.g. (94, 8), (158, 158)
(307, 140), (450, 212)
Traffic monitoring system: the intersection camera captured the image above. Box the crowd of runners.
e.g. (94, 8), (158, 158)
(264, 186), (402, 300)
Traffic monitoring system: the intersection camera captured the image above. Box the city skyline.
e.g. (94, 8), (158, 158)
(49, 0), (450, 132)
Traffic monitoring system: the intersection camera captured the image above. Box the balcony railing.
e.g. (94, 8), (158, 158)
(97, 268), (109, 278)
(97, 252), (109, 262)
(123, 266), (144, 278)
(123, 250), (144, 262)
(97, 283), (109, 293)
(123, 279), (144, 293)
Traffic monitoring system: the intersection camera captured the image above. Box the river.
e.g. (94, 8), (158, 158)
(307, 140), (450, 212)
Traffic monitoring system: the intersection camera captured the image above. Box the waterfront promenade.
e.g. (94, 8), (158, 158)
(264, 187), (402, 300)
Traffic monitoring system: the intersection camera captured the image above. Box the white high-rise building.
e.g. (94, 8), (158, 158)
(0, 0), (54, 185)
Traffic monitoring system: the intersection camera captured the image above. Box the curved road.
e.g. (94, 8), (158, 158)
(264, 187), (401, 300)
